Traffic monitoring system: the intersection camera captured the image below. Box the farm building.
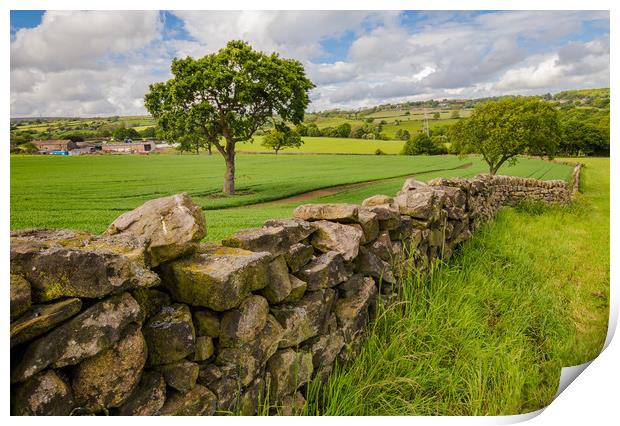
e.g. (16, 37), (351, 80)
(32, 139), (78, 154)
(101, 140), (157, 154)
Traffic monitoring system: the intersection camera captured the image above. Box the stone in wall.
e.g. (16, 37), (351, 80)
(12, 292), (140, 384)
(160, 243), (271, 311)
(12, 370), (74, 416)
(11, 298), (82, 348)
(223, 218), (315, 257)
(284, 242), (314, 273)
(159, 384), (217, 416)
(262, 256), (293, 303)
(115, 371), (166, 416)
(106, 192), (207, 267)
(72, 325), (147, 411)
(216, 314), (283, 386)
(10, 237), (160, 303)
(310, 220), (363, 262)
(272, 288), (337, 348)
(266, 349), (313, 404)
(10, 274), (31, 321)
(293, 203), (359, 223)
(142, 303), (195, 366)
(295, 251), (351, 291)
(219, 295), (270, 347)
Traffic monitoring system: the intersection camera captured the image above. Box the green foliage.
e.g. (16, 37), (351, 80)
(433, 112), (440, 120)
(18, 142), (39, 154)
(177, 134), (207, 154)
(559, 120), (608, 156)
(374, 148), (386, 155)
(450, 98), (560, 174)
(450, 109), (460, 119)
(144, 40), (315, 194)
(112, 127), (140, 141)
(394, 129), (410, 141)
(401, 133), (447, 155)
(261, 126), (303, 154)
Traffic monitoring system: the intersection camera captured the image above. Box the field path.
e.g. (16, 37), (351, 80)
(239, 162), (473, 209)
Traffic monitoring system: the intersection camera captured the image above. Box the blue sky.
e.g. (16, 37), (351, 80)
(10, 10), (610, 117)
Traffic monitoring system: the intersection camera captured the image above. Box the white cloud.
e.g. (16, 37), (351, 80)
(9, 10), (610, 117)
(11, 11), (162, 72)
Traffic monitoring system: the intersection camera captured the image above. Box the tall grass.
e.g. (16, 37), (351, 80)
(302, 158), (609, 415)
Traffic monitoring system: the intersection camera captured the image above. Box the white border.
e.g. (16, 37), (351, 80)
(2, 1), (616, 424)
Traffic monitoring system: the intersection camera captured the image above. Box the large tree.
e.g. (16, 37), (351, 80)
(145, 40), (314, 194)
(450, 98), (560, 175)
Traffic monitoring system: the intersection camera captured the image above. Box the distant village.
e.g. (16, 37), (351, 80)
(28, 139), (172, 156)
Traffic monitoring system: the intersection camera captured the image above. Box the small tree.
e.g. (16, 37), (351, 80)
(450, 98), (559, 174)
(145, 40), (314, 194)
(401, 133), (446, 155)
(433, 112), (440, 120)
(261, 126), (303, 154)
(450, 110), (460, 119)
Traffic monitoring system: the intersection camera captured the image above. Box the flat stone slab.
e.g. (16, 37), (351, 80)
(293, 203), (359, 223)
(222, 219), (315, 257)
(10, 234), (160, 303)
(11, 298), (82, 347)
(160, 243), (271, 311)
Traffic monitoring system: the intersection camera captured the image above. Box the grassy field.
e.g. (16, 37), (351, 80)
(11, 153), (572, 241)
(302, 157), (609, 415)
(239, 136), (406, 154)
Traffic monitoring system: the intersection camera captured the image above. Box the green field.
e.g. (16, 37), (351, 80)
(303, 157), (609, 415)
(11, 153), (572, 240)
(239, 136), (405, 154)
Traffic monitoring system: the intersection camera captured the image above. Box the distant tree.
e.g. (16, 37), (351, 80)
(450, 110), (460, 119)
(145, 40), (314, 195)
(433, 112), (441, 120)
(395, 129), (410, 141)
(261, 126), (303, 154)
(113, 127), (140, 141)
(559, 120), (608, 156)
(296, 123), (308, 136)
(401, 133), (446, 155)
(404, 111), (411, 116)
(334, 122), (351, 138)
(306, 123), (321, 137)
(450, 98), (560, 174)
(365, 118), (375, 123)
(19, 142), (39, 154)
(140, 126), (157, 138)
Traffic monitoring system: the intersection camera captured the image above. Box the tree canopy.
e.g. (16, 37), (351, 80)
(450, 98), (560, 174)
(144, 40), (314, 194)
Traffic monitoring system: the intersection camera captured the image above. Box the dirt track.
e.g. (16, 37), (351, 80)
(239, 162), (473, 209)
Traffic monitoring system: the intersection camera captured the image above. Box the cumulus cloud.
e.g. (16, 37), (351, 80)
(9, 10), (610, 117)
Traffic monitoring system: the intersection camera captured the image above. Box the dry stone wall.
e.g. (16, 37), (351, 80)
(10, 168), (579, 416)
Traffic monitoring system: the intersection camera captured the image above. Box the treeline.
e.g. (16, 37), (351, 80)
(10, 124), (159, 145)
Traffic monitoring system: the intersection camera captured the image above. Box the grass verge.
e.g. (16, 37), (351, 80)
(302, 157), (609, 415)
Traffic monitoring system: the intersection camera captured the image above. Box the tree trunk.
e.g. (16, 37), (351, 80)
(223, 153), (235, 195)
(207, 142), (212, 155)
